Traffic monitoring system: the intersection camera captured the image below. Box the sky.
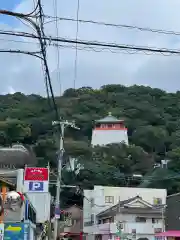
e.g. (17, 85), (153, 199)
(1, 0), (180, 95)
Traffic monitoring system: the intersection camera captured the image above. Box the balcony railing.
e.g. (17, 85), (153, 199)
(84, 223), (111, 234)
(84, 222), (163, 235)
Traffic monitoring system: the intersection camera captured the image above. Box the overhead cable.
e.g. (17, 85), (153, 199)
(44, 15), (180, 36)
(73, 0), (80, 89)
(53, 0), (61, 95)
(0, 30), (180, 55)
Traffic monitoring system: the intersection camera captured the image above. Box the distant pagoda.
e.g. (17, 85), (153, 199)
(91, 112), (128, 146)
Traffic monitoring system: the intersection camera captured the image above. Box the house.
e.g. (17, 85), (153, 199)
(59, 205), (83, 240)
(83, 185), (167, 230)
(84, 196), (165, 240)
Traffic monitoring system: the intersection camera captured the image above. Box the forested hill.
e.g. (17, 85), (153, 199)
(1, 84), (180, 199)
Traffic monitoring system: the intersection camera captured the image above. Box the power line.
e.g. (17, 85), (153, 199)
(53, 43), (177, 56)
(53, 0), (61, 95)
(0, 30), (180, 55)
(36, 1), (60, 123)
(44, 15), (180, 37)
(0, 7), (60, 124)
(0, 36), (177, 57)
(73, 0), (80, 89)
(0, 48), (42, 59)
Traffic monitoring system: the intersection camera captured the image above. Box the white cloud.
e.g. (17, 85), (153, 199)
(1, 0), (180, 94)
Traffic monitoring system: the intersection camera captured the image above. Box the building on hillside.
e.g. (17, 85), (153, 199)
(59, 205), (83, 240)
(91, 112), (128, 146)
(83, 185), (167, 236)
(83, 195), (165, 240)
(166, 192), (180, 231)
(0, 144), (37, 167)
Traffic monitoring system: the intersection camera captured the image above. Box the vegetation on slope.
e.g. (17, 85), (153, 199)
(1, 85), (180, 204)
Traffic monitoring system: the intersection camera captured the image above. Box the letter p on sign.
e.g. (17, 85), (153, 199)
(29, 181), (43, 191)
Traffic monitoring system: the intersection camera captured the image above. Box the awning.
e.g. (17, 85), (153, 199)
(59, 233), (68, 236)
(155, 231), (180, 237)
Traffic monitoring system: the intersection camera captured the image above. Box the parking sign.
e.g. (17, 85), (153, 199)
(23, 167), (49, 193)
(29, 182), (44, 191)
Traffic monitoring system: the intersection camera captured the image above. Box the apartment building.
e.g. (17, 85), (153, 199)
(84, 195), (165, 240)
(83, 186), (167, 240)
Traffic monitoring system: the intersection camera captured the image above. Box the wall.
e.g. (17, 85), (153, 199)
(84, 212), (163, 235)
(91, 129), (128, 146)
(115, 212), (163, 234)
(83, 189), (93, 225)
(27, 192), (51, 223)
(166, 193), (180, 230)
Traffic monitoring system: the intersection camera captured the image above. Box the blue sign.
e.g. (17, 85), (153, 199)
(55, 206), (60, 219)
(4, 223), (29, 240)
(29, 181), (44, 191)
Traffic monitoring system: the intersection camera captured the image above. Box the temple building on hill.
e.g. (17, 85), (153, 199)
(91, 112), (128, 146)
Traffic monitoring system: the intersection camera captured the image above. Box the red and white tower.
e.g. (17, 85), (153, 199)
(91, 112), (128, 146)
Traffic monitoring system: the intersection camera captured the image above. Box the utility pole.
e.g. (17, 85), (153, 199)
(52, 120), (80, 240)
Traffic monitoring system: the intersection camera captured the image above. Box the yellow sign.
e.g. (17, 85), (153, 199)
(5, 225), (21, 232)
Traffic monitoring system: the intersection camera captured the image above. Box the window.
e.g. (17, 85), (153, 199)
(91, 214), (94, 224)
(153, 198), (162, 205)
(105, 196), (114, 204)
(154, 228), (162, 233)
(102, 217), (114, 224)
(152, 218), (159, 224)
(98, 219), (102, 224)
(135, 217), (146, 222)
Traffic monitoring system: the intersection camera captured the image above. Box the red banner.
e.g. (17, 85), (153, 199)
(24, 167), (49, 181)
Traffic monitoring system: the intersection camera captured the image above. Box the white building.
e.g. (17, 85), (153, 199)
(84, 195), (165, 240)
(91, 113), (128, 146)
(83, 186), (167, 240)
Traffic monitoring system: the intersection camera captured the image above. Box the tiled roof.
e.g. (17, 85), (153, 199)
(95, 112), (123, 123)
(97, 195), (164, 217)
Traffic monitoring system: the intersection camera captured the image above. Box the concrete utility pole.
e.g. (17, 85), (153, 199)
(52, 120), (80, 240)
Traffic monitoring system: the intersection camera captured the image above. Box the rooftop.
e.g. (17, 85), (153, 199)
(0, 144), (37, 167)
(95, 112), (124, 123)
(97, 195), (165, 217)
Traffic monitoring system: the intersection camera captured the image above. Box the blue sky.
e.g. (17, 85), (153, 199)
(0, 0), (21, 25)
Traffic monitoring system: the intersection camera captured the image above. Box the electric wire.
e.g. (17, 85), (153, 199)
(0, 30), (180, 55)
(0, 7), (60, 124)
(53, 0), (61, 96)
(0, 36), (178, 57)
(53, 43), (177, 56)
(36, 0), (60, 126)
(73, 0), (80, 89)
(44, 16), (180, 37)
